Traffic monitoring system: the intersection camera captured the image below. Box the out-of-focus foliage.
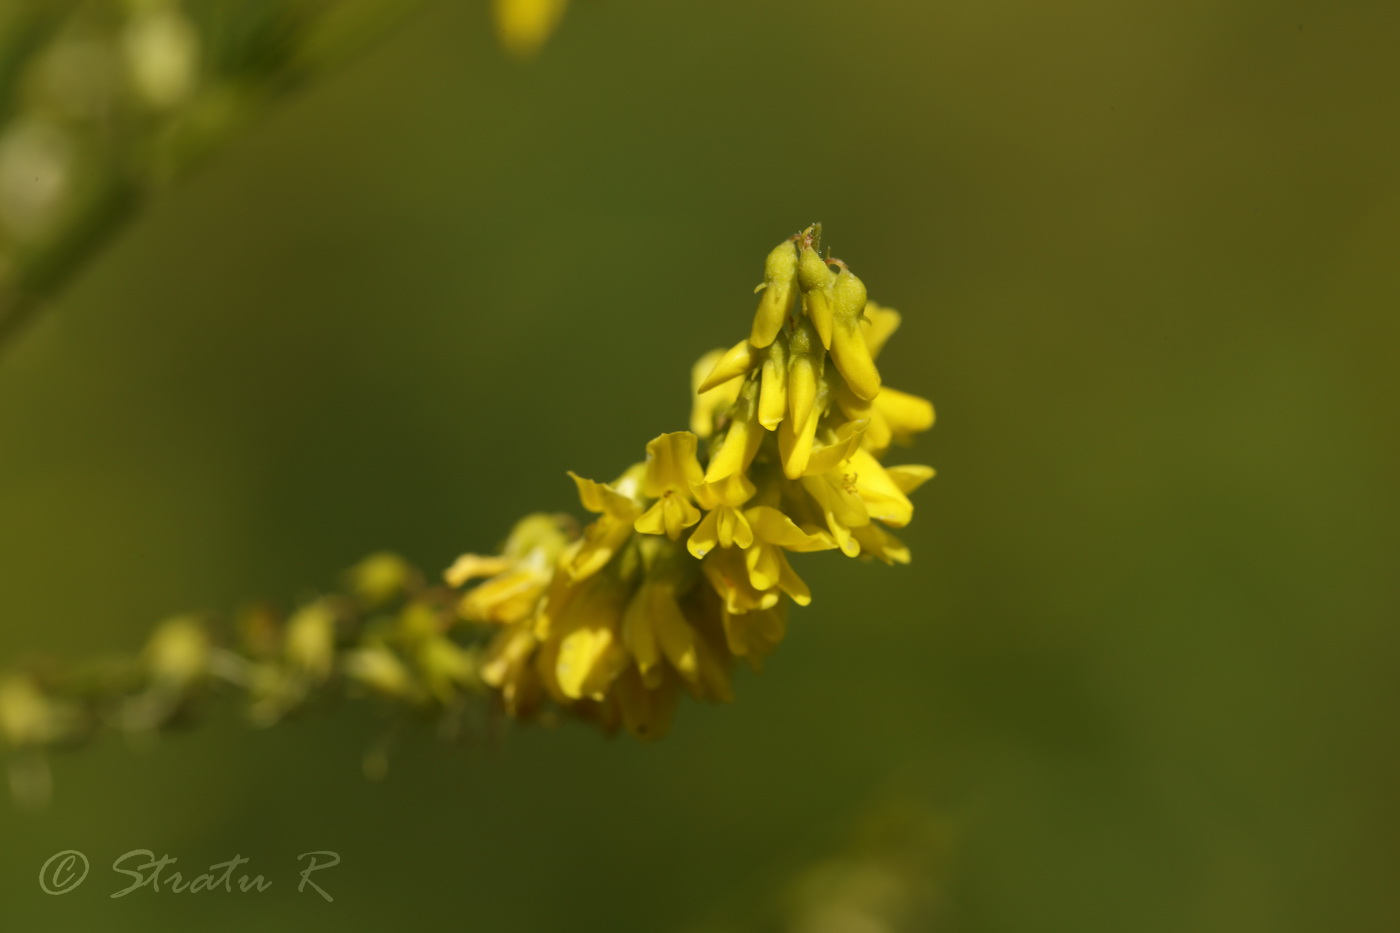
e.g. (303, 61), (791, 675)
(0, 0), (433, 350)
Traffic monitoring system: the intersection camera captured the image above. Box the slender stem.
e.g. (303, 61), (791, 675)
(0, 0), (436, 360)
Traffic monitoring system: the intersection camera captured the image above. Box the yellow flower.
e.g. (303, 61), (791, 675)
(704, 375), (764, 484)
(563, 467), (644, 580)
(721, 603), (787, 669)
(444, 224), (934, 740)
(740, 506), (835, 604)
(691, 348), (743, 439)
(687, 471), (757, 558)
(448, 513), (572, 624)
(480, 624), (544, 717)
(634, 432), (704, 540)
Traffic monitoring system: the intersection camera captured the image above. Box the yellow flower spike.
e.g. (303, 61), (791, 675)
(885, 464), (937, 495)
(611, 665), (680, 741)
(861, 302), (903, 358)
(750, 238), (799, 348)
(493, 0), (570, 59)
(697, 338), (757, 393)
(757, 335), (790, 431)
(828, 264), (882, 401)
(704, 375), (764, 484)
(797, 242), (837, 349)
(690, 348), (743, 439)
(635, 432), (705, 540)
(564, 470), (644, 579)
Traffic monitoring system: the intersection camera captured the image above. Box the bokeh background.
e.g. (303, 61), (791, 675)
(1, 1), (1397, 930)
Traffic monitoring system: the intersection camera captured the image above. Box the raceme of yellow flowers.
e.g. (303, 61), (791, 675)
(449, 225), (935, 740)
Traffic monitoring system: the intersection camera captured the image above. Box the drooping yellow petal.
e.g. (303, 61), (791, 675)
(885, 464), (936, 495)
(851, 523), (912, 565)
(849, 448), (915, 527)
(698, 338), (756, 393)
(874, 387), (935, 443)
(691, 349), (744, 439)
(569, 471), (638, 518)
(744, 505), (836, 552)
(443, 554), (513, 587)
(861, 303), (902, 358)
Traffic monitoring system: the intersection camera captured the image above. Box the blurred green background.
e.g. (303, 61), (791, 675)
(1, 1), (1397, 930)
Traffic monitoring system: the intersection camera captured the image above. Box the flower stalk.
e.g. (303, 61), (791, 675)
(1, 225), (935, 803)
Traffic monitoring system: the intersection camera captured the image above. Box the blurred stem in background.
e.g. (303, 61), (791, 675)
(0, 0), (572, 358)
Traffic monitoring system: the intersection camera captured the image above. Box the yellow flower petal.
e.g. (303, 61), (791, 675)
(750, 239), (798, 348)
(828, 266), (881, 401)
(697, 338), (756, 393)
(641, 431), (705, 497)
(758, 336), (789, 431)
(797, 244), (836, 348)
(885, 464), (936, 494)
(690, 349), (743, 439)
